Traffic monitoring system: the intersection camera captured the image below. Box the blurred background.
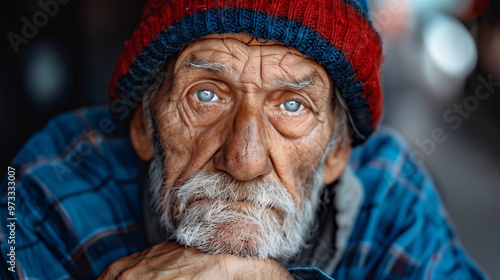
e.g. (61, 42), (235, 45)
(0, 0), (499, 278)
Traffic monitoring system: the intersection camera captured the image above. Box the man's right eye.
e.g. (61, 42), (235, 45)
(194, 90), (220, 102)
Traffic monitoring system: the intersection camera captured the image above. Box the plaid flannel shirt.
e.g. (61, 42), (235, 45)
(0, 108), (488, 279)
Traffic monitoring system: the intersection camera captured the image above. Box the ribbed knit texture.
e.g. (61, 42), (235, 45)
(109, 0), (383, 144)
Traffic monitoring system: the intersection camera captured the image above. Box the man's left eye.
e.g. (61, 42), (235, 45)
(280, 100), (303, 112)
(195, 90), (220, 102)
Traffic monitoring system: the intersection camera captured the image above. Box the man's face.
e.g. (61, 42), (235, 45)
(131, 33), (350, 259)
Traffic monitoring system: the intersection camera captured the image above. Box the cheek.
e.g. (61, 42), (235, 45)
(155, 103), (195, 186)
(269, 123), (332, 202)
(293, 138), (326, 182)
(155, 100), (230, 187)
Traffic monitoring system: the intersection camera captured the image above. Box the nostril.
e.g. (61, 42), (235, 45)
(214, 145), (272, 181)
(213, 107), (271, 181)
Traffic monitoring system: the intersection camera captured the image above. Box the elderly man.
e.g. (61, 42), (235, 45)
(0, 0), (488, 279)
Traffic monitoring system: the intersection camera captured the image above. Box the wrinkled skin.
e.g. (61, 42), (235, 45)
(100, 33), (351, 279)
(97, 241), (293, 280)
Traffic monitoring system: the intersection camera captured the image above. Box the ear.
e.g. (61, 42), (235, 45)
(322, 142), (351, 185)
(130, 105), (154, 161)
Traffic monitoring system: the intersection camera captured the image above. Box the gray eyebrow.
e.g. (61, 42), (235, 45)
(276, 76), (315, 90)
(184, 59), (317, 91)
(185, 59), (231, 74)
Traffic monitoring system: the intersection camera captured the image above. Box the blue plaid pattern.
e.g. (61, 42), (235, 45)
(0, 108), (488, 279)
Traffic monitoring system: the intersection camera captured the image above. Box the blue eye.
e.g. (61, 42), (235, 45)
(280, 100), (303, 112)
(195, 90), (220, 102)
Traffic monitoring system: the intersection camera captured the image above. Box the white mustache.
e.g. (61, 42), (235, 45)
(156, 171), (308, 258)
(174, 172), (296, 219)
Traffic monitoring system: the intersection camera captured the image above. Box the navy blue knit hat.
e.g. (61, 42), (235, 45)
(109, 0), (383, 144)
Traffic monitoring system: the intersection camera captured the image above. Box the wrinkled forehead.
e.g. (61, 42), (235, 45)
(171, 33), (331, 88)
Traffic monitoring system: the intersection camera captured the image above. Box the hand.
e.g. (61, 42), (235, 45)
(97, 241), (293, 280)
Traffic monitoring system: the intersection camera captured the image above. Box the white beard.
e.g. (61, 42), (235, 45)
(147, 162), (325, 260)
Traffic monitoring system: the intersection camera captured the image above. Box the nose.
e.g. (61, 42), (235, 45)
(213, 101), (272, 181)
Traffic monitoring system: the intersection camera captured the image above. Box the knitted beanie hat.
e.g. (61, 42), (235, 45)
(109, 0), (383, 144)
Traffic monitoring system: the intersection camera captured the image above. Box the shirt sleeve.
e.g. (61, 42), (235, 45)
(0, 173), (74, 280)
(0, 108), (145, 279)
(333, 127), (490, 280)
(0, 109), (99, 279)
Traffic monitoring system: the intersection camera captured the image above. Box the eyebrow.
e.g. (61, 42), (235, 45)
(275, 76), (315, 91)
(184, 58), (320, 91)
(184, 58), (232, 74)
